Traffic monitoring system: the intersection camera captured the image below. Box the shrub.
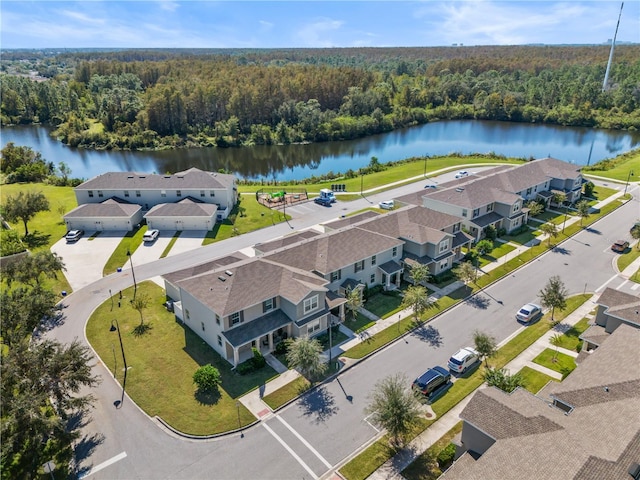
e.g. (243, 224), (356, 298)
(236, 361), (255, 375)
(252, 347), (266, 369)
(437, 443), (456, 469)
(192, 364), (222, 393)
(497, 227), (507, 237)
(484, 224), (497, 240)
(364, 284), (383, 299)
(274, 340), (290, 355)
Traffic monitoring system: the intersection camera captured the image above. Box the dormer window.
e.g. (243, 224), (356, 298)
(304, 295), (318, 314)
(439, 239), (449, 253)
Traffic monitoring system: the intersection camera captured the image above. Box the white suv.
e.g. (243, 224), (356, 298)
(448, 347), (479, 374)
(143, 229), (159, 242)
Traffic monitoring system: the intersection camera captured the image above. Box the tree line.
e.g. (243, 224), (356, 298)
(1, 45), (639, 151)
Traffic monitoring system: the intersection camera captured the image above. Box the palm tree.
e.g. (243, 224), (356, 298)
(576, 199), (590, 226)
(345, 286), (363, 321)
(401, 285), (431, 323)
(540, 222), (559, 247)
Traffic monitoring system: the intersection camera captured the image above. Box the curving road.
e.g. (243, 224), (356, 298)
(51, 174), (639, 480)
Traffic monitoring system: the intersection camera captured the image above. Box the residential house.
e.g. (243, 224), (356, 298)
(63, 197), (143, 232)
(442, 323), (640, 480)
(73, 167), (237, 229)
(580, 288), (640, 352)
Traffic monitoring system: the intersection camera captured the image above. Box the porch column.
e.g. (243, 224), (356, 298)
(268, 332), (274, 351)
(339, 304), (345, 322)
(233, 347), (239, 366)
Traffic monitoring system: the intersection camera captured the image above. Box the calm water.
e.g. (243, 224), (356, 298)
(1, 121), (638, 181)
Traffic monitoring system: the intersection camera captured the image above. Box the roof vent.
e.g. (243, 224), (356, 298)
(456, 188), (464, 192)
(218, 276), (226, 282)
(177, 175), (184, 179)
(225, 270), (233, 276)
(164, 175), (171, 178)
(139, 175), (146, 179)
(629, 462), (640, 479)
(604, 386), (609, 393)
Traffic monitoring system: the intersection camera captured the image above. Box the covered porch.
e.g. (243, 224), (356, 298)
(470, 211), (503, 242)
(378, 260), (403, 291)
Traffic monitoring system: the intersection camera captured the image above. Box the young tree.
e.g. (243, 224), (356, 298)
(525, 200), (544, 217)
(483, 367), (525, 393)
(364, 373), (421, 446)
(540, 222), (559, 247)
(130, 292), (150, 326)
(550, 333), (563, 362)
(473, 330), (497, 367)
(57, 161), (72, 185)
(1, 191), (50, 236)
(401, 285), (430, 323)
(286, 336), (327, 380)
(475, 239), (494, 256)
(538, 275), (568, 323)
(408, 262), (430, 286)
(551, 191), (567, 209)
(345, 286), (363, 321)
(630, 224), (640, 250)
(483, 224), (497, 240)
(193, 364), (222, 393)
(2, 251), (65, 287)
(583, 181), (595, 198)
(575, 200), (590, 226)
(453, 261), (476, 288)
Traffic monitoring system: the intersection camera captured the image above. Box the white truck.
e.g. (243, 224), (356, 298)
(319, 188), (336, 203)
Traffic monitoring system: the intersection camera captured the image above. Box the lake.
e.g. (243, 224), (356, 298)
(1, 120), (638, 181)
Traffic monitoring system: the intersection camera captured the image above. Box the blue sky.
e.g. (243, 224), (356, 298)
(1, 1), (638, 49)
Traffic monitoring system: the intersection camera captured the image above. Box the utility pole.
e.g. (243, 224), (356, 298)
(603, 2), (624, 92)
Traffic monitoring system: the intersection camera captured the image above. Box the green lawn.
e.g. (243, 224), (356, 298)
(160, 231), (181, 258)
(102, 225), (147, 276)
(617, 244), (640, 272)
(532, 349), (577, 379)
(85, 281), (280, 435)
(630, 269), (640, 284)
(262, 376), (311, 410)
(552, 317), (590, 352)
(478, 242), (516, 267)
(343, 311), (378, 334)
(582, 149), (640, 182)
(401, 422), (463, 480)
(364, 290), (404, 319)
(501, 226), (538, 245)
(518, 366), (558, 394)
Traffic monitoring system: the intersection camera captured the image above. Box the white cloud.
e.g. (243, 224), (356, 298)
(295, 17), (344, 47)
(158, 1), (180, 12)
(59, 9), (106, 26)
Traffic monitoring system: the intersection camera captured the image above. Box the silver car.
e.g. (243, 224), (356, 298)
(516, 303), (542, 323)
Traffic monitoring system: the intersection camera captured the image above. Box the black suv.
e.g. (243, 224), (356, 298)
(412, 366), (451, 398)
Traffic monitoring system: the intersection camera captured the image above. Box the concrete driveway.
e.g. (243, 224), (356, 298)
(51, 231), (125, 291)
(166, 230), (207, 256)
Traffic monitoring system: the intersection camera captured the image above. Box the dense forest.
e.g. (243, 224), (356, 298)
(1, 45), (639, 151)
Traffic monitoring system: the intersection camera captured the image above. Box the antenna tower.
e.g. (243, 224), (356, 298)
(602, 2), (624, 92)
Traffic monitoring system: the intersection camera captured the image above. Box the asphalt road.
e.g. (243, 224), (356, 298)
(49, 174), (639, 480)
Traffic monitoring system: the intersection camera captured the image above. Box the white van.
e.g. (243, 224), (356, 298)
(319, 189), (336, 203)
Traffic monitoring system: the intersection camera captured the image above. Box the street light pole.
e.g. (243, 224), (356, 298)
(624, 170), (634, 195)
(562, 205), (568, 233)
(360, 170), (364, 196)
(126, 250), (137, 300)
(235, 401), (244, 437)
(328, 318), (334, 367)
(424, 157), (427, 178)
(110, 319), (127, 408)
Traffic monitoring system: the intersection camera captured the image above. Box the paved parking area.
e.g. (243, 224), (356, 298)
(51, 231), (125, 291)
(166, 230), (207, 257)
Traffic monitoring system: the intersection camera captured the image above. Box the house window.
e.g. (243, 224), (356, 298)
(186, 309), (190, 320)
(200, 190), (205, 197)
(487, 203), (493, 212)
(370, 274), (375, 284)
(526, 187), (532, 195)
(201, 322), (205, 331)
(304, 295), (318, 314)
(210, 191), (215, 197)
(439, 240), (449, 253)
(88, 190), (94, 198)
(217, 335), (222, 346)
(176, 190), (182, 197)
(161, 190), (167, 197)
(263, 297), (275, 313)
(513, 203), (520, 213)
(354, 260), (365, 273)
(124, 190), (129, 198)
(307, 320), (320, 335)
(392, 247), (398, 257)
(453, 223), (460, 233)
(330, 270), (341, 282)
(216, 314), (220, 325)
(462, 209), (468, 217)
(97, 190), (103, 198)
(440, 260), (448, 271)
(472, 208), (480, 218)
(534, 186), (538, 192)
(230, 312), (241, 325)
(136, 190), (141, 197)
(371, 255), (377, 266)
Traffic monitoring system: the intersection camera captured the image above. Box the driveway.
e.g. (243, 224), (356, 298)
(51, 231), (125, 291)
(166, 230), (207, 256)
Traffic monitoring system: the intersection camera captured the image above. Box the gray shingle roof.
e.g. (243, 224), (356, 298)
(322, 211), (380, 230)
(176, 257), (328, 316)
(144, 197), (218, 217)
(77, 167), (235, 190)
(595, 287), (640, 326)
(265, 227), (403, 275)
(64, 197), (141, 218)
(253, 229), (321, 254)
(163, 253), (249, 284)
(222, 309), (292, 348)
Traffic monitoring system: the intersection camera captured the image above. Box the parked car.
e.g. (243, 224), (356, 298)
(314, 196), (332, 207)
(378, 200), (395, 210)
(412, 366), (451, 398)
(424, 184), (437, 189)
(143, 229), (160, 242)
(611, 240), (629, 253)
(65, 229), (84, 242)
(516, 303), (543, 323)
(448, 347), (479, 374)
(455, 170), (469, 178)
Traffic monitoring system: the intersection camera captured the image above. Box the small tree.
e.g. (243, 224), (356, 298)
(483, 367), (524, 393)
(401, 285), (431, 323)
(408, 262), (430, 286)
(483, 224), (497, 241)
(540, 222), (559, 247)
(475, 239), (493, 256)
(286, 336), (327, 380)
(1, 191), (50, 236)
(453, 261), (476, 289)
(130, 292), (150, 326)
(473, 330), (497, 367)
(345, 286), (363, 321)
(575, 200), (590, 226)
(631, 224), (640, 250)
(550, 333), (563, 362)
(526, 200), (544, 217)
(364, 373), (421, 447)
(193, 364), (221, 393)
(583, 181), (595, 198)
(2, 251), (65, 287)
(551, 191), (567, 209)
(538, 275), (568, 324)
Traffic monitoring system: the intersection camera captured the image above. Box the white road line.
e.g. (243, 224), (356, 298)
(632, 283), (640, 291)
(78, 451), (127, 479)
(276, 416), (332, 469)
(263, 423), (317, 479)
(363, 413), (380, 433)
(596, 273), (619, 293)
